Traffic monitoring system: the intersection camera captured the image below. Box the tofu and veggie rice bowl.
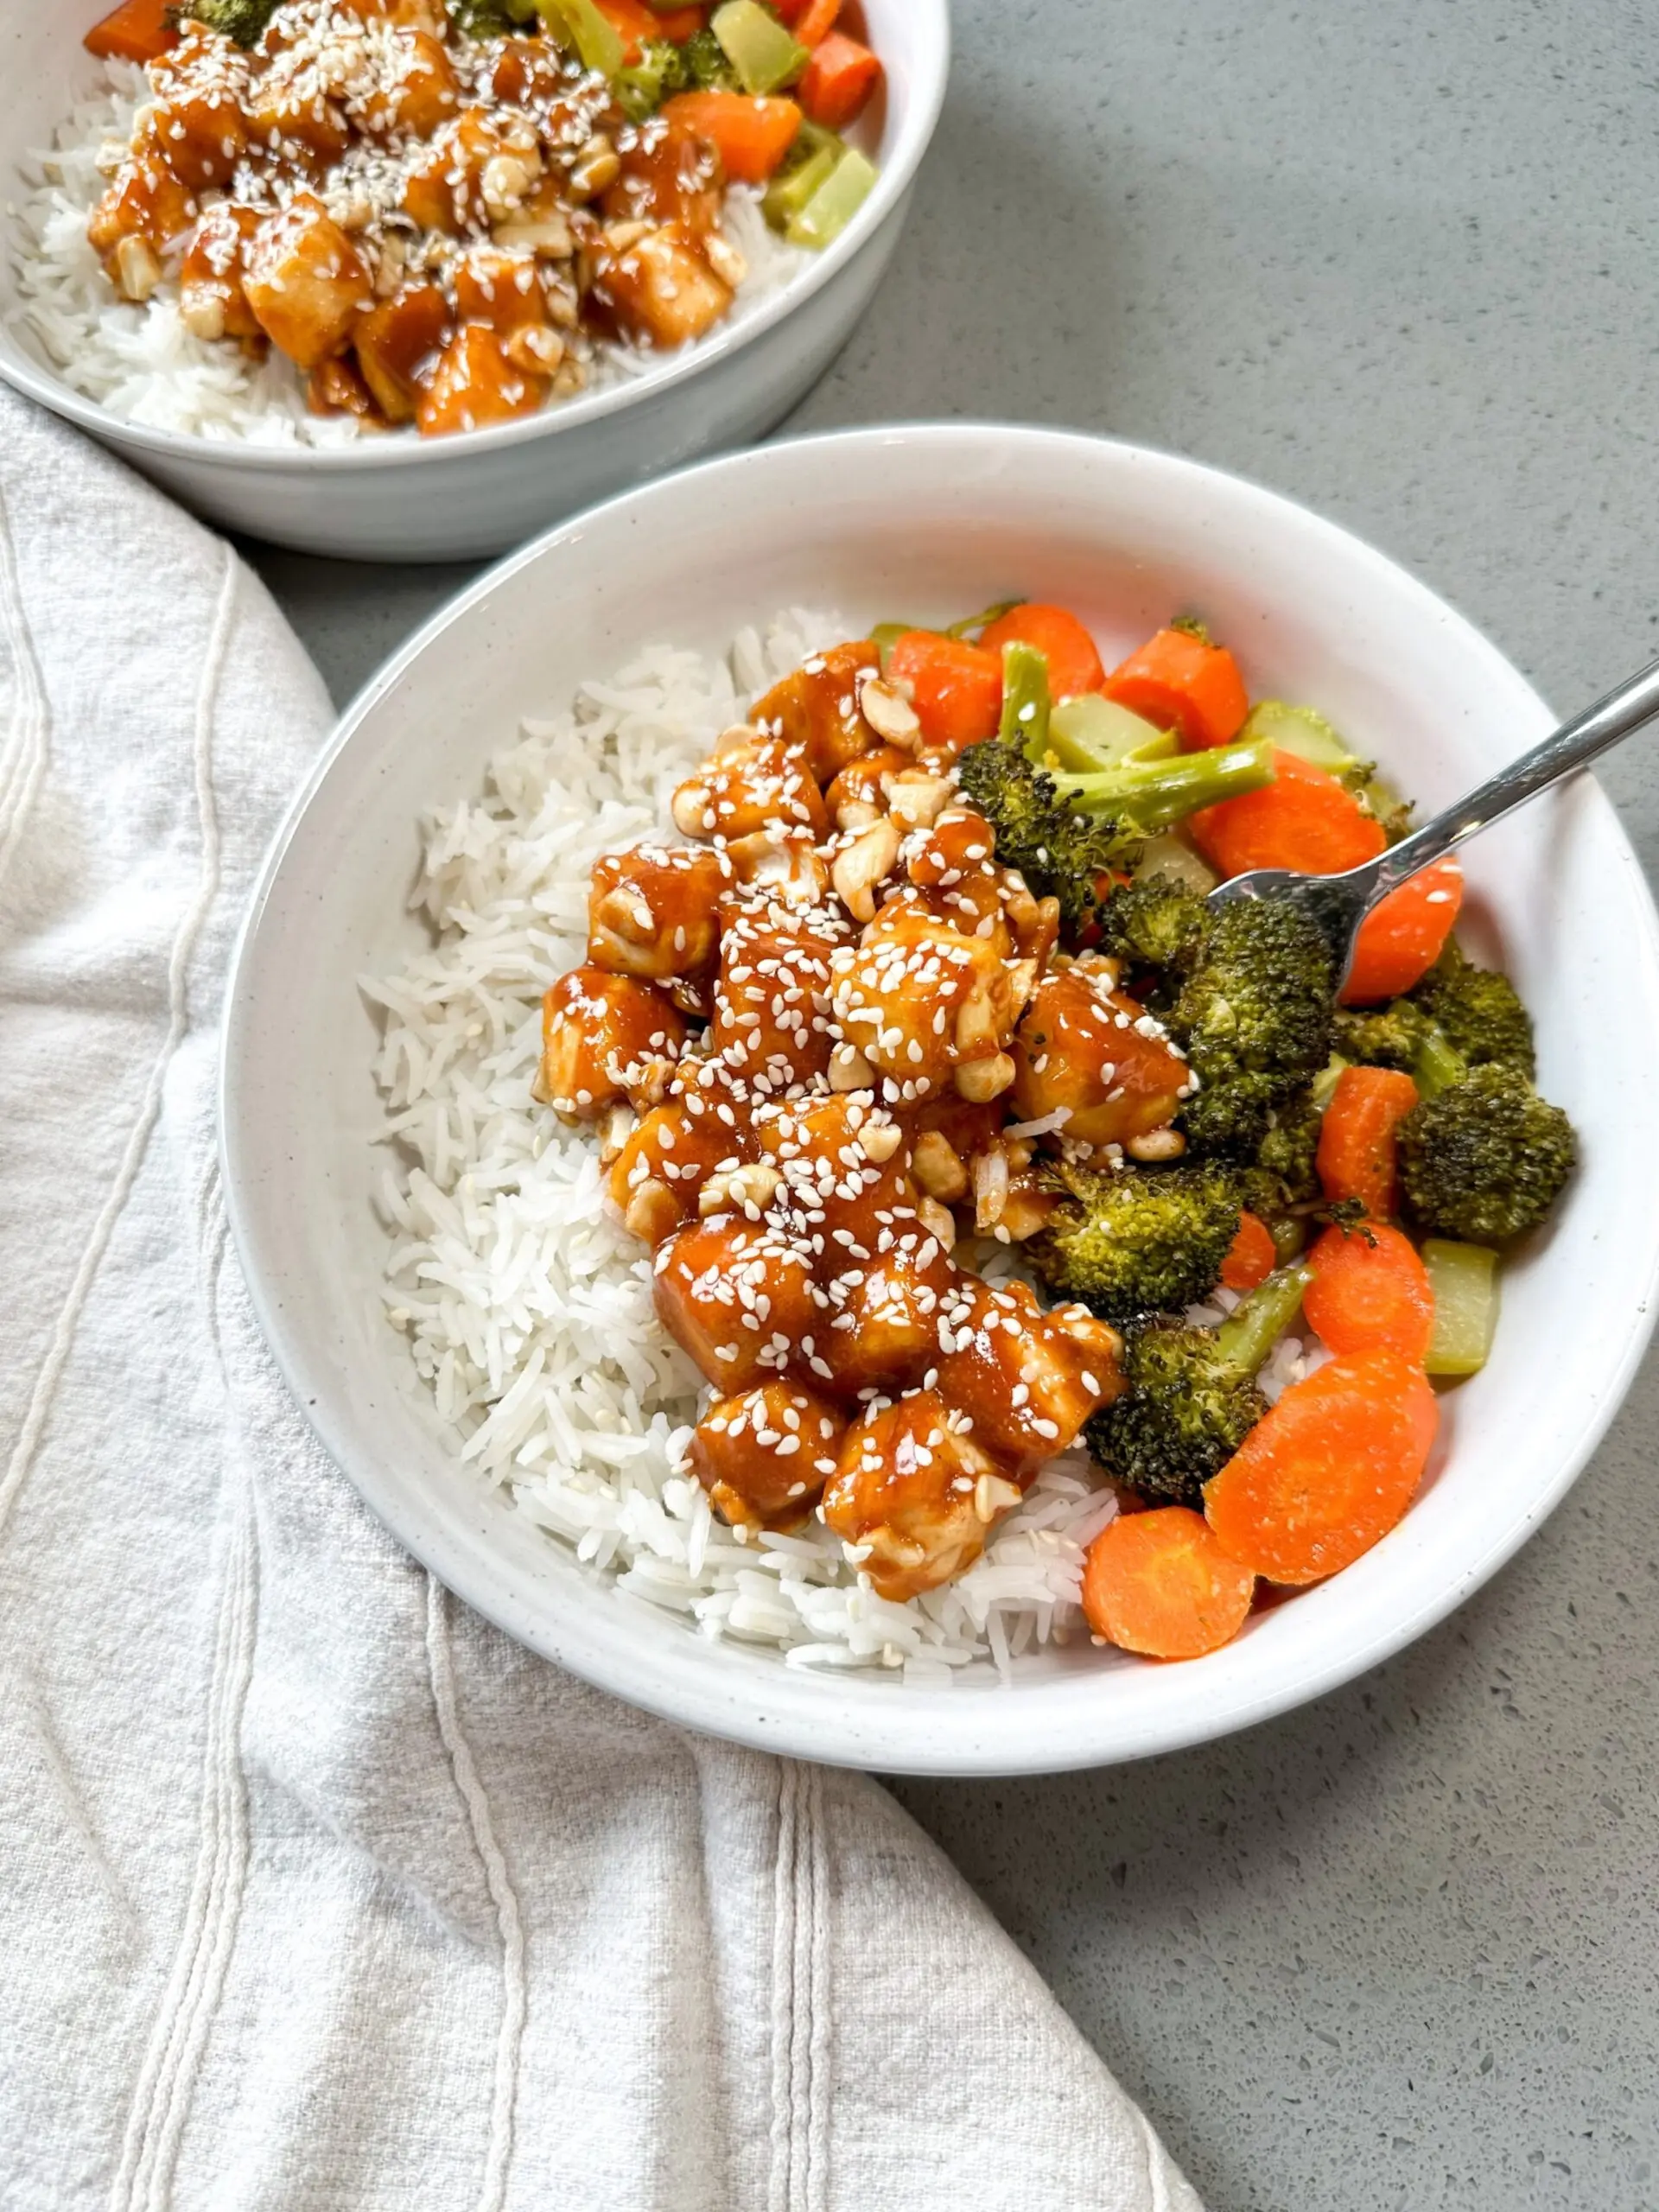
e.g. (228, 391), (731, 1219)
(369, 595), (1576, 1681)
(14, 0), (885, 442)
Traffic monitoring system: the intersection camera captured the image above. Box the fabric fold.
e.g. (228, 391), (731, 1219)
(0, 385), (1204, 2212)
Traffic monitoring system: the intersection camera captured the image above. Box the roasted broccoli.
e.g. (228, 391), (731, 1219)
(1084, 1264), (1312, 1505)
(1027, 1160), (1243, 1323)
(957, 736), (1274, 937)
(1167, 897), (1336, 1155)
(1410, 944), (1535, 1078)
(681, 23), (737, 86)
(1091, 874), (1211, 978)
(1397, 1061), (1574, 1243)
(614, 35), (690, 115)
(1332, 999), (1430, 1071)
(179, 0), (281, 41)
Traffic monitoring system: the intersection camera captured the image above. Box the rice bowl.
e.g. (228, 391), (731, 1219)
(222, 428), (1659, 1774)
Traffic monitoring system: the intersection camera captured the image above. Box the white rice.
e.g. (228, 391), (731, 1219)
(365, 613), (1327, 1682)
(7, 62), (809, 447)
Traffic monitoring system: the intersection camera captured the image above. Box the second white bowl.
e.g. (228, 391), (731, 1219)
(0, 0), (945, 560)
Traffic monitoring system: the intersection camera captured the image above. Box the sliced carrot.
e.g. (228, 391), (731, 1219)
(1103, 626), (1249, 751)
(84, 0), (176, 61)
(660, 93), (802, 183)
(1340, 857), (1464, 1005)
(1189, 750), (1389, 880)
(597, 0), (704, 52)
(1220, 1210), (1277, 1294)
(1316, 1064), (1421, 1218)
(785, 0), (840, 44)
(1303, 1222), (1435, 1364)
(798, 31), (882, 129)
(886, 630), (1004, 755)
(1205, 1348), (1439, 1585)
(1081, 1507), (1256, 1661)
(978, 603), (1105, 702)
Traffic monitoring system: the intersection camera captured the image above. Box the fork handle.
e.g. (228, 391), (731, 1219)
(1356, 654), (1659, 902)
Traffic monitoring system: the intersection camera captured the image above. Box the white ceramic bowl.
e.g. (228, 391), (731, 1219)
(223, 425), (1659, 1774)
(0, 2), (944, 561)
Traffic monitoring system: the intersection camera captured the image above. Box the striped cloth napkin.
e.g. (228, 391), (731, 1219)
(0, 384), (1204, 2212)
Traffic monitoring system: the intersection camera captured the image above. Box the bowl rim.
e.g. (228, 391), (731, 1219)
(221, 423), (1659, 1773)
(0, 0), (948, 474)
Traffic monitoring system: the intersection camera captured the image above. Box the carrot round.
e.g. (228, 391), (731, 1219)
(660, 93), (802, 183)
(979, 603), (1105, 701)
(1103, 626), (1249, 750)
(1315, 1064), (1421, 1217)
(798, 32), (882, 129)
(1303, 1222), (1436, 1364)
(1205, 1349), (1439, 1585)
(1220, 1210), (1278, 1293)
(1340, 857), (1464, 1004)
(1081, 1507), (1256, 1661)
(886, 630), (1003, 754)
(1189, 750), (1388, 880)
(84, 0), (176, 60)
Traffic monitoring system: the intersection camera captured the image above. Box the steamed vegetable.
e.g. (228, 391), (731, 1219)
(1082, 1507), (1256, 1660)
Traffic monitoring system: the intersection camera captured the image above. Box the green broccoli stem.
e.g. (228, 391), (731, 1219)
(949, 598), (1023, 639)
(1054, 734), (1276, 833)
(1215, 1263), (1314, 1375)
(1412, 1023), (1468, 1102)
(997, 639), (1051, 759)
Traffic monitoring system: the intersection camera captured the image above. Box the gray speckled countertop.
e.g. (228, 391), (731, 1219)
(249, 3), (1659, 2203)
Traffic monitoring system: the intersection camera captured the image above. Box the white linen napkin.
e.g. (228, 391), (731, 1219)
(0, 385), (1205, 2212)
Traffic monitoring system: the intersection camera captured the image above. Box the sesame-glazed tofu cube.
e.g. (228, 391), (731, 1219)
(671, 731), (828, 843)
(179, 203), (263, 343)
(246, 70), (351, 165)
(415, 325), (546, 435)
(709, 899), (849, 1095)
(588, 222), (732, 351)
(360, 28), (461, 137)
(242, 197), (371, 371)
(750, 640), (886, 785)
(403, 108), (530, 233)
(821, 1389), (1022, 1601)
(607, 1098), (745, 1244)
(538, 965), (688, 1117)
(147, 29), (251, 188)
(828, 903), (1024, 1109)
(687, 1382), (847, 1533)
(353, 281), (450, 423)
(823, 744), (912, 830)
(754, 1091), (915, 1253)
(1011, 965), (1190, 1153)
(652, 1218), (823, 1391)
(815, 1234), (957, 1395)
(602, 119), (722, 236)
(88, 149), (197, 265)
(588, 842), (729, 983)
(452, 246), (549, 334)
(935, 1276), (1125, 1478)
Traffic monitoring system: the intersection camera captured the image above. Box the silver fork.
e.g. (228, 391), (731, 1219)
(1205, 656), (1659, 985)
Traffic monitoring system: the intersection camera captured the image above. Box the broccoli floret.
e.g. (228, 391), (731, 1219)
(681, 24), (736, 86)
(1397, 1062), (1574, 1243)
(1028, 1160), (1242, 1323)
(956, 744), (1138, 935)
(1332, 1000), (1430, 1070)
(1084, 1318), (1267, 1506)
(1409, 944), (1535, 1078)
(957, 737), (1275, 940)
(613, 35), (690, 115)
(1084, 1262), (1312, 1505)
(1168, 897), (1336, 1155)
(1249, 1084), (1325, 1210)
(178, 0), (279, 42)
(1091, 874), (1211, 977)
